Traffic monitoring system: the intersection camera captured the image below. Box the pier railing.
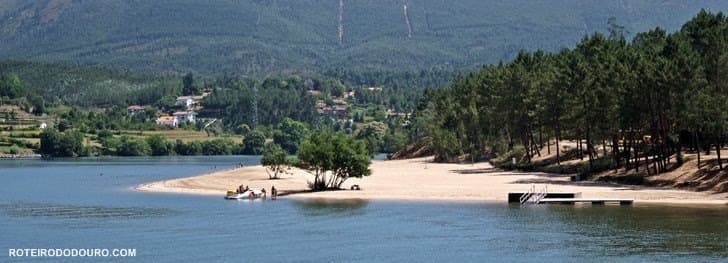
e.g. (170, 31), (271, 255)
(520, 184), (548, 205)
(519, 185), (535, 204)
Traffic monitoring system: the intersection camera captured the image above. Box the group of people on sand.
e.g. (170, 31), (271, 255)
(236, 184), (278, 200)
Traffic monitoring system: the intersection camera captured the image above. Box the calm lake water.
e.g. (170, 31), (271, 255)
(1, 156), (727, 262)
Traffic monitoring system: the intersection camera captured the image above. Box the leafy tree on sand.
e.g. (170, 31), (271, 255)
(261, 143), (288, 179)
(297, 130), (371, 190)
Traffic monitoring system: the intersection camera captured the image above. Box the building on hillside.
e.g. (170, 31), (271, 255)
(39, 122), (47, 129)
(127, 105), (146, 115)
(175, 96), (196, 109)
(315, 100), (326, 110)
(322, 105), (348, 119)
(306, 90), (322, 96)
(344, 90), (355, 98)
(366, 86), (382, 92)
(156, 116), (178, 127)
(332, 98), (347, 105)
(387, 109), (411, 119)
(173, 111), (197, 123)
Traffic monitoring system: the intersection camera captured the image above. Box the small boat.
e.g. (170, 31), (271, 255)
(225, 189), (266, 200)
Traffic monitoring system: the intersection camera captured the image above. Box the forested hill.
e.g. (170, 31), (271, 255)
(2, 0), (727, 75)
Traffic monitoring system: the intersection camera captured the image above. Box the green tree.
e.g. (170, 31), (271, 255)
(0, 73), (25, 99)
(146, 135), (173, 156)
(355, 121), (388, 155)
(182, 72), (200, 95)
(39, 129), (87, 157)
(272, 118), (310, 154)
(116, 136), (150, 156)
(261, 143), (288, 179)
(243, 129), (266, 155)
(201, 138), (234, 155)
(298, 130), (371, 190)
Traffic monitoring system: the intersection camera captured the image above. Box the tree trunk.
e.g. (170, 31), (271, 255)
(578, 135), (584, 160)
(695, 130), (701, 168)
(539, 127), (543, 152)
(644, 152), (650, 175)
(623, 131), (630, 170)
(547, 131), (551, 155)
(717, 136), (723, 170)
(612, 135), (620, 172)
(555, 125), (561, 167)
(633, 137), (640, 173)
(586, 126), (593, 168)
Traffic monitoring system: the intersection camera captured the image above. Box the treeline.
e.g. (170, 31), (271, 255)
(38, 129), (262, 157)
(202, 76), (319, 127)
(324, 68), (457, 112)
(0, 73), (46, 115)
(37, 117), (316, 157)
(0, 60), (179, 108)
(420, 11), (728, 174)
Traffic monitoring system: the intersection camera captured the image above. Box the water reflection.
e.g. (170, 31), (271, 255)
(293, 198), (369, 217)
(546, 204), (728, 258)
(0, 202), (177, 219)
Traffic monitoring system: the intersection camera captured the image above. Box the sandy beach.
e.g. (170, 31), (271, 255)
(135, 157), (728, 205)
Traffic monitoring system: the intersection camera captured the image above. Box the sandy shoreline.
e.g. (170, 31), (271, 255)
(135, 157), (728, 205)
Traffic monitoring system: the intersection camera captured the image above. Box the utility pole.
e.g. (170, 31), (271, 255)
(252, 82), (259, 130)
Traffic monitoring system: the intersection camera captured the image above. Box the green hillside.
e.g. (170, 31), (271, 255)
(0, 60), (179, 106)
(1, 0), (727, 74)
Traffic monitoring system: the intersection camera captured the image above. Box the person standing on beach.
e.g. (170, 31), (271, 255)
(271, 186), (277, 200)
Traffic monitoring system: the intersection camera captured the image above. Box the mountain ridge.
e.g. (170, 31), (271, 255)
(2, 0), (727, 75)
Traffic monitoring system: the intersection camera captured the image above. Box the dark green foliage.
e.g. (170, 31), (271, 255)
(116, 136), (151, 156)
(182, 73), (200, 96)
(297, 130), (371, 190)
(0, 73), (25, 98)
(0, 60), (179, 107)
(146, 135), (173, 156)
(201, 138), (234, 155)
(39, 129), (87, 157)
(355, 121), (387, 155)
(420, 11), (728, 174)
(202, 76), (318, 128)
(382, 130), (407, 153)
(242, 130), (266, 155)
(174, 140), (202, 156)
(272, 118), (310, 154)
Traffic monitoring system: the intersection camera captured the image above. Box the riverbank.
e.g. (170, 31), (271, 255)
(136, 157), (728, 205)
(0, 153), (42, 159)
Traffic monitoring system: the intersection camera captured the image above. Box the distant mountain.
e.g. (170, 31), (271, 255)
(1, 0), (727, 75)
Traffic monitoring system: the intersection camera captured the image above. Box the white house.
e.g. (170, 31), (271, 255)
(127, 105), (146, 115)
(173, 111), (197, 123)
(156, 116), (178, 127)
(175, 96), (195, 109)
(39, 122), (48, 129)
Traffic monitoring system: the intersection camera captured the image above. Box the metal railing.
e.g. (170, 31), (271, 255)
(519, 184), (535, 204)
(529, 185), (548, 204)
(521, 184), (548, 205)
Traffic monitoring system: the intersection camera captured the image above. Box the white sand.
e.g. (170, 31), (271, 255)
(135, 157), (728, 205)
